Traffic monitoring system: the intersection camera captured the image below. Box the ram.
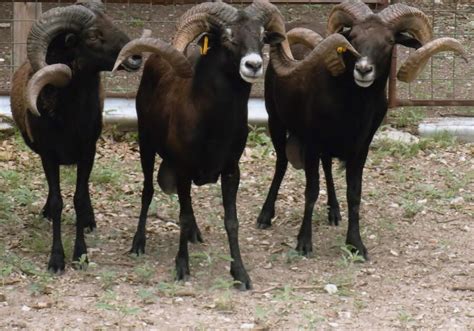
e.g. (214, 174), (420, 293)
(10, 0), (142, 272)
(257, 0), (467, 259)
(114, 0), (291, 289)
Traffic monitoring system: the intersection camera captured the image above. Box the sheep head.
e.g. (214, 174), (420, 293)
(113, 0), (292, 84)
(271, 0), (467, 87)
(26, 0), (142, 116)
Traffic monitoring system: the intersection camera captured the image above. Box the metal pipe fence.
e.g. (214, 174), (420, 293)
(0, 0), (472, 109)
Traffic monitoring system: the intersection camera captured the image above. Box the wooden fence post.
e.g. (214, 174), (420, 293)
(13, 2), (42, 68)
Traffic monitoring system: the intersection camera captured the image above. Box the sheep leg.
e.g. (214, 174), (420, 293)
(131, 140), (156, 255)
(175, 177), (194, 281)
(345, 155), (369, 260)
(256, 117), (288, 229)
(72, 153), (96, 267)
(321, 155), (341, 226)
(296, 155), (320, 257)
(41, 191), (53, 220)
(221, 165), (251, 290)
(41, 156), (65, 273)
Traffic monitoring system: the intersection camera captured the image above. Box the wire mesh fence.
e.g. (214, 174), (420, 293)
(0, 0), (472, 108)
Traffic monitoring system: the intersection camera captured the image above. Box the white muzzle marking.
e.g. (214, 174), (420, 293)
(354, 56), (375, 88)
(240, 53), (263, 83)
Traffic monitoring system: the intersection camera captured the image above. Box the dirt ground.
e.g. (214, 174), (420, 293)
(0, 0), (473, 329)
(0, 128), (473, 329)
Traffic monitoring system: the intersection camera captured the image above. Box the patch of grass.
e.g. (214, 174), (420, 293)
(401, 199), (423, 219)
(137, 287), (156, 304)
(98, 270), (118, 290)
(338, 245), (365, 268)
(247, 125), (272, 156)
(133, 262), (155, 284)
(389, 107), (425, 129)
(97, 290), (141, 317)
(156, 281), (180, 297)
(90, 164), (122, 185)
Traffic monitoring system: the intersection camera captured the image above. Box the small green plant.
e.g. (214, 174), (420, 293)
(137, 287), (156, 304)
(133, 262), (155, 284)
(285, 249), (303, 264)
(339, 245), (365, 267)
(99, 270), (118, 290)
(156, 281), (179, 297)
(72, 254), (89, 270)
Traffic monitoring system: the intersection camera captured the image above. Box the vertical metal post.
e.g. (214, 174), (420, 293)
(388, 45), (398, 109)
(13, 2), (42, 68)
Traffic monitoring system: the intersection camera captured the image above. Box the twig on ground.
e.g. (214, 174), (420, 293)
(451, 285), (474, 292)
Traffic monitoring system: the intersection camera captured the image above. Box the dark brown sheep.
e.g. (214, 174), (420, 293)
(10, 0), (142, 272)
(257, 0), (467, 259)
(113, 0), (292, 290)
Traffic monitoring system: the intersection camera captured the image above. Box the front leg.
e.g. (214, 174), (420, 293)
(221, 165), (251, 290)
(296, 154), (320, 257)
(73, 149), (96, 266)
(41, 156), (65, 273)
(345, 153), (369, 260)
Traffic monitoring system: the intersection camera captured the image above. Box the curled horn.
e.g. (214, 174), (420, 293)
(378, 3), (432, 45)
(26, 4), (96, 117)
(397, 37), (468, 82)
(173, 2), (238, 53)
(287, 27), (324, 50)
(27, 5), (96, 73)
(26, 64), (72, 117)
(112, 37), (193, 78)
(271, 33), (360, 77)
(327, 0), (372, 34)
(244, 0), (294, 59)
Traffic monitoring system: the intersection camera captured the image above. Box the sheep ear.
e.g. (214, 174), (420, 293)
(263, 31), (285, 46)
(395, 31), (422, 49)
(65, 33), (78, 48)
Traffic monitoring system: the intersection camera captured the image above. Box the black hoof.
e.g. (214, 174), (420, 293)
(346, 240), (368, 261)
(256, 210), (274, 229)
(296, 238), (313, 257)
(48, 252), (65, 274)
(230, 267), (252, 291)
(175, 257), (190, 281)
(130, 233), (146, 255)
(328, 206), (342, 226)
(84, 219), (96, 233)
(188, 223), (204, 244)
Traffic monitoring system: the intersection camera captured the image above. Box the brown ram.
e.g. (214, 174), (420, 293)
(113, 0), (292, 289)
(10, 0), (141, 272)
(257, 0), (467, 259)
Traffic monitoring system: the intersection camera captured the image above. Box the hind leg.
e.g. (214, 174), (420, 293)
(322, 155), (341, 226)
(72, 148), (96, 266)
(131, 135), (156, 255)
(257, 116), (288, 229)
(158, 161), (203, 244)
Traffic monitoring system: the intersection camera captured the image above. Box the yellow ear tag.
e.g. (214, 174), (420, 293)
(200, 35), (209, 55)
(337, 46), (347, 54)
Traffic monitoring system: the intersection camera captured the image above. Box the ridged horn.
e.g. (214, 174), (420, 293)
(27, 4), (96, 73)
(397, 37), (468, 82)
(244, 0), (294, 60)
(112, 38), (193, 78)
(271, 33), (360, 77)
(287, 27), (324, 49)
(26, 64), (72, 116)
(173, 2), (238, 53)
(76, 0), (105, 13)
(378, 3), (432, 45)
(327, 0), (372, 34)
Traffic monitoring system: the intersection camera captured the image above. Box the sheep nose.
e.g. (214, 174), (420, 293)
(355, 62), (374, 76)
(244, 58), (263, 72)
